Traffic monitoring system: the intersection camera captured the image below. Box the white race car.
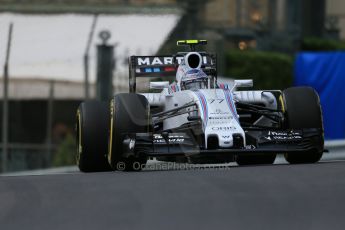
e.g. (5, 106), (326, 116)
(76, 40), (324, 172)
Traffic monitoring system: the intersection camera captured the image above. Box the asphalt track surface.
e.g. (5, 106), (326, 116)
(1, 157), (345, 230)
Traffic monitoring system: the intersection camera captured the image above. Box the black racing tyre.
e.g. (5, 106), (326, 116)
(76, 101), (112, 172)
(282, 87), (324, 164)
(235, 153), (276, 166)
(108, 93), (150, 171)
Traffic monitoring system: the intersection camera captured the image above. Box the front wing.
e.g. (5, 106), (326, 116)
(121, 128), (324, 161)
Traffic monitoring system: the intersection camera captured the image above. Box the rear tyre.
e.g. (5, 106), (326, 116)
(108, 93), (150, 171)
(235, 154), (276, 166)
(282, 87), (324, 164)
(76, 101), (112, 172)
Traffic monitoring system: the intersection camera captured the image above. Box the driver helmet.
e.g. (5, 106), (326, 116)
(180, 69), (208, 90)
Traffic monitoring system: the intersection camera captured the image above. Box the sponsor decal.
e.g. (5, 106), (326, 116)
(264, 131), (302, 141)
(176, 57), (184, 64)
(164, 66), (175, 72)
(209, 116), (232, 120)
(153, 138), (185, 143)
(211, 126), (236, 131)
(210, 109), (230, 115)
(153, 134), (185, 139)
(137, 57), (150, 65)
(145, 68), (152, 73)
(153, 134), (185, 143)
(137, 57), (173, 66)
(136, 56), (209, 66)
(208, 99), (225, 104)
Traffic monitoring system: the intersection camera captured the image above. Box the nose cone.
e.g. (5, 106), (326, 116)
(218, 134), (233, 148)
(205, 126), (237, 148)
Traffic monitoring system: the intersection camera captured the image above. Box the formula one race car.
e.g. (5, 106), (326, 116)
(76, 40), (325, 172)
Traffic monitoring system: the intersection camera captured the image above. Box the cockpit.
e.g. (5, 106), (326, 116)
(181, 77), (209, 90)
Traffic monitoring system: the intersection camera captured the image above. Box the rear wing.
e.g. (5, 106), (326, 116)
(128, 53), (217, 93)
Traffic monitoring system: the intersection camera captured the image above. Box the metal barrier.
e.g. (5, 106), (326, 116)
(0, 144), (56, 172)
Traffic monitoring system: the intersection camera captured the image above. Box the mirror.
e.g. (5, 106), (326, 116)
(150, 81), (169, 89)
(234, 79), (253, 88)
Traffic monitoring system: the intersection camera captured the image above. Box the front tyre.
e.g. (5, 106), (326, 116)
(76, 101), (112, 172)
(108, 93), (150, 171)
(282, 87), (324, 164)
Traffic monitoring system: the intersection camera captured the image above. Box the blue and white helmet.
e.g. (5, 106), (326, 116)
(176, 52), (208, 90)
(180, 69), (208, 90)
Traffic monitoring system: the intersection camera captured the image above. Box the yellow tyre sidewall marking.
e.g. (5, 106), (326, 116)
(76, 109), (82, 164)
(147, 103), (150, 133)
(279, 94), (288, 158)
(108, 99), (114, 164)
(281, 91), (324, 157)
(279, 94), (285, 113)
